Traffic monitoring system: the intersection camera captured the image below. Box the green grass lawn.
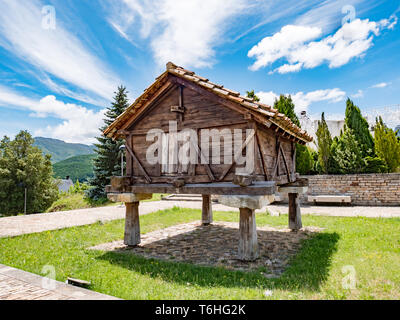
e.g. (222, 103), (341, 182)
(0, 207), (399, 300)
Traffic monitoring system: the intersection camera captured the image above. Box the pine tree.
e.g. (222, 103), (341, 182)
(0, 131), (58, 215)
(87, 86), (129, 201)
(374, 116), (400, 172)
(344, 98), (374, 157)
(316, 112), (333, 173)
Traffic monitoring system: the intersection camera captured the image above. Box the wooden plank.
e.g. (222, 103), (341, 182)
(125, 144), (152, 183)
(218, 129), (255, 181)
(238, 208), (259, 261)
(201, 195), (213, 225)
(124, 202), (141, 246)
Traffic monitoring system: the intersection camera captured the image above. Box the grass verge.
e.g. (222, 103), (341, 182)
(0, 207), (399, 300)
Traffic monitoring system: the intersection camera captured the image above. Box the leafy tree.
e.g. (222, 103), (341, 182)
(246, 90), (260, 102)
(374, 116), (400, 172)
(87, 86), (129, 201)
(273, 95), (300, 126)
(316, 112), (333, 173)
(344, 98), (374, 157)
(0, 131), (58, 215)
(363, 156), (388, 173)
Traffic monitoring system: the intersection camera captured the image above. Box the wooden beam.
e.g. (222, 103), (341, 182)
(201, 195), (213, 225)
(280, 146), (291, 182)
(125, 144), (152, 183)
(218, 129), (255, 181)
(288, 193), (302, 231)
(124, 202), (141, 246)
(238, 208), (259, 261)
(254, 128), (268, 180)
(190, 139), (215, 181)
(272, 138), (281, 179)
(119, 181), (276, 195)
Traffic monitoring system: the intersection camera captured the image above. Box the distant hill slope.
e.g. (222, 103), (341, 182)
(53, 154), (96, 182)
(34, 137), (95, 163)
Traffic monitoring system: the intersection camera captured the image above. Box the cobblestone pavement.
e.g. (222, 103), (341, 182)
(90, 221), (322, 275)
(0, 264), (119, 300)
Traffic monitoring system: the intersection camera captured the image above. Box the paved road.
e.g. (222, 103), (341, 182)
(0, 264), (118, 300)
(1, 201), (399, 239)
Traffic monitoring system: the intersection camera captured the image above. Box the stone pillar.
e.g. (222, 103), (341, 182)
(238, 207), (259, 261)
(124, 202), (141, 246)
(288, 193), (302, 231)
(201, 194), (213, 225)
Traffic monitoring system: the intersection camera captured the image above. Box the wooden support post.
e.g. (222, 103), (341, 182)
(124, 202), (141, 246)
(238, 208), (259, 261)
(288, 193), (302, 231)
(201, 194), (213, 225)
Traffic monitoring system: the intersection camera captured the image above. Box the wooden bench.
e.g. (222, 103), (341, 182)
(308, 195), (351, 204)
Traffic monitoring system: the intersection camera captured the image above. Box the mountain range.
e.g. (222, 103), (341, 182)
(33, 137), (95, 163)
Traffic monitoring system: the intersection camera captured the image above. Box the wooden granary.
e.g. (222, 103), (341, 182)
(105, 62), (313, 261)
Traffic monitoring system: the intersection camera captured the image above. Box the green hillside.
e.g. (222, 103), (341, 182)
(53, 154), (96, 182)
(34, 137), (94, 163)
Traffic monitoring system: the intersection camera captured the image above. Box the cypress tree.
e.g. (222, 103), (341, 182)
(374, 116), (400, 172)
(87, 86), (129, 201)
(344, 98), (374, 157)
(316, 112), (333, 173)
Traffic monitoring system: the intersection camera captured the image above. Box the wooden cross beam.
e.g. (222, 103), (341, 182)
(125, 144), (152, 183)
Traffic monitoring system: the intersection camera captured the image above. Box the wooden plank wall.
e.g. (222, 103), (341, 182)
(125, 84), (295, 185)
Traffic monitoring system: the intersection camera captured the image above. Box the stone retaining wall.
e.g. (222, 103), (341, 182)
(280, 173), (400, 206)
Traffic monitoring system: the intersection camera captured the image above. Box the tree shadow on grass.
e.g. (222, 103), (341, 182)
(96, 225), (339, 291)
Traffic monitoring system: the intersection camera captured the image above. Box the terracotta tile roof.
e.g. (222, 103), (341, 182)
(104, 62), (313, 143)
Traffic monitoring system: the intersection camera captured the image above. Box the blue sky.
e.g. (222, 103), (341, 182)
(0, 0), (399, 144)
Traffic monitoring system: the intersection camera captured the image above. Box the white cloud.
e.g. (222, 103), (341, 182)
(248, 25), (322, 71)
(351, 89), (364, 98)
(371, 82), (390, 88)
(249, 18), (393, 74)
(257, 88), (346, 113)
(0, 86), (105, 144)
(109, 0), (247, 68)
(0, 0), (119, 101)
